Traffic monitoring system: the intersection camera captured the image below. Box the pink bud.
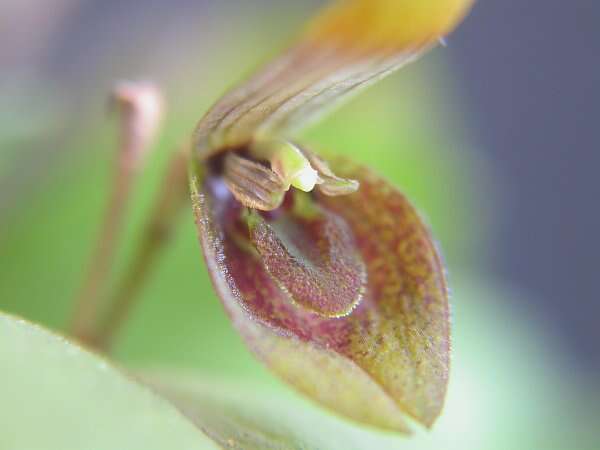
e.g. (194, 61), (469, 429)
(111, 81), (164, 170)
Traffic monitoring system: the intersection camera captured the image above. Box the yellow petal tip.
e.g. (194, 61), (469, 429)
(306, 0), (476, 51)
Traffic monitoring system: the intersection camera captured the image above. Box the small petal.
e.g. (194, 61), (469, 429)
(191, 156), (449, 431)
(222, 152), (286, 211)
(298, 145), (360, 196)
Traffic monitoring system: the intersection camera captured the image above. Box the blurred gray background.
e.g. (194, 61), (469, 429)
(451, 1), (600, 373)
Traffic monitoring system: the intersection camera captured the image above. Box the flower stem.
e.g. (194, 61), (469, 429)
(70, 82), (163, 344)
(88, 148), (190, 352)
(69, 163), (136, 343)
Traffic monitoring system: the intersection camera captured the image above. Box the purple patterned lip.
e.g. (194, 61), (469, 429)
(192, 156), (449, 431)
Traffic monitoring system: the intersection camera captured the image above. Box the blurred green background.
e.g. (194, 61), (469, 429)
(1, 1), (598, 449)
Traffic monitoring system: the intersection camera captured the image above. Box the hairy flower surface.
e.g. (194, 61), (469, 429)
(190, 0), (474, 433)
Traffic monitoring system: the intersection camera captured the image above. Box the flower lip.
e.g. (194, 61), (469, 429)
(190, 156), (451, 431)
(246, 196), (367, 318)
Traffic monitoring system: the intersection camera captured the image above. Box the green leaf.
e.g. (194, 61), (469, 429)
(0, 312), (219, 450)
(144, 373), (414, 450)
(0, 311), (411, 450)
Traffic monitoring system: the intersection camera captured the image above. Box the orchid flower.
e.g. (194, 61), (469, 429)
(189, 0), (475, 433)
